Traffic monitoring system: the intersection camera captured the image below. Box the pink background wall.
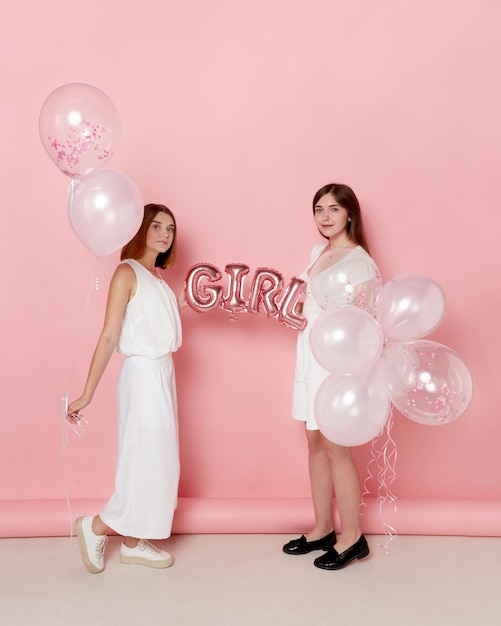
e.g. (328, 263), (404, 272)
(1, 0), (500, 534)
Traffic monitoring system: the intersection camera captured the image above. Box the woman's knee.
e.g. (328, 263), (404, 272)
(323, 438), (354, 465)
(306, 428), (324, 453)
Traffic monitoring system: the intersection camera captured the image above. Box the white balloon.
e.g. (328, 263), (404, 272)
(315, 359), (391, 446)
(309, 305), (384, 375)
(377, 274), (446, 341)
(68, 170), (143, 256)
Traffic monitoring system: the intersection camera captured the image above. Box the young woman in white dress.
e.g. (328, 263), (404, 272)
(68, 203), (186, 573)
(283, 183), (380, 570)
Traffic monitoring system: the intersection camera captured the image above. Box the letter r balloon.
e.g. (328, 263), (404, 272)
(247, 268), (284, 317)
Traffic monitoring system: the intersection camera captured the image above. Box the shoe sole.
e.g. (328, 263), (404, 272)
(120, 554), (174, 569)
(76, 517), (104, 574)
(283, 545), (331, 555)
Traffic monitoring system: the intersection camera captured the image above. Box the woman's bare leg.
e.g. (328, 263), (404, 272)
(323, 436), (363, 553)
(91, 515), (110, 536)
(305, 428), (335, 540)
(92, 516), (139, 547)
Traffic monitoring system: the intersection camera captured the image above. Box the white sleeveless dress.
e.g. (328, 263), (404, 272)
(100, 259), (182, 539)
(292, 244), (379, 430)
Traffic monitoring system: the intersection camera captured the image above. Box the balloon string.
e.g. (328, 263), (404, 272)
(65, 255), (98, 394)
(61, 227), (98, 537)
(361, 408), (398, 555)
(61, 394), (76, 538)
(376, 408), (398, 554)
(360, 440), (378, 512)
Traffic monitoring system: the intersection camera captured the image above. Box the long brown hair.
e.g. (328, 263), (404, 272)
(312, 183), (370, 253)
(121, 203), (177, 269)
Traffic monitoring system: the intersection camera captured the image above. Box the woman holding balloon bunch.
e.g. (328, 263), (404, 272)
(67, 203), (187, 574)
(283, 183), (381, 570)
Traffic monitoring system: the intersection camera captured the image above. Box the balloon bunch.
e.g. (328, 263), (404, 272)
(39, 83), (143, 256)
(310, 273), (473, 446)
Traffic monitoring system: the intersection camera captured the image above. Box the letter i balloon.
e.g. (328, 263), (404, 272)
(39, 83), (143, 256)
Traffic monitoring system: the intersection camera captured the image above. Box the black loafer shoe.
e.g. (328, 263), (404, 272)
(313, 534), (369, 570)
(283, 531), (336, 555)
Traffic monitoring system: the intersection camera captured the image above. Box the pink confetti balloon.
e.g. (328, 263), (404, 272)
(310, 248), (382, 316)
(315, 359), (391, 446)
(39, 83), (121, 178)
(309, 305), (384, 375)
(376, 273), (446, 341)
(68, 170), (143, 257)
(385, 340), (473, 425)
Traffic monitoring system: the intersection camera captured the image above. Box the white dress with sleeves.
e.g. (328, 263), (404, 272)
(292, 244), (379, 430)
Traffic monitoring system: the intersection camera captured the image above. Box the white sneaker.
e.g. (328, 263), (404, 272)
(76, 516), (107, 574)
(120, 539), (174, 568)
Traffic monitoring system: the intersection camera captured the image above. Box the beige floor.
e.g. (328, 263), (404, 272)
(1, 533), (500, 625)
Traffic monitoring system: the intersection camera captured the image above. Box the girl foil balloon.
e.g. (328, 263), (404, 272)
(185, 263), (223, 313)
(247, 268), (284, 317)
(221, 264), (250, 318)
